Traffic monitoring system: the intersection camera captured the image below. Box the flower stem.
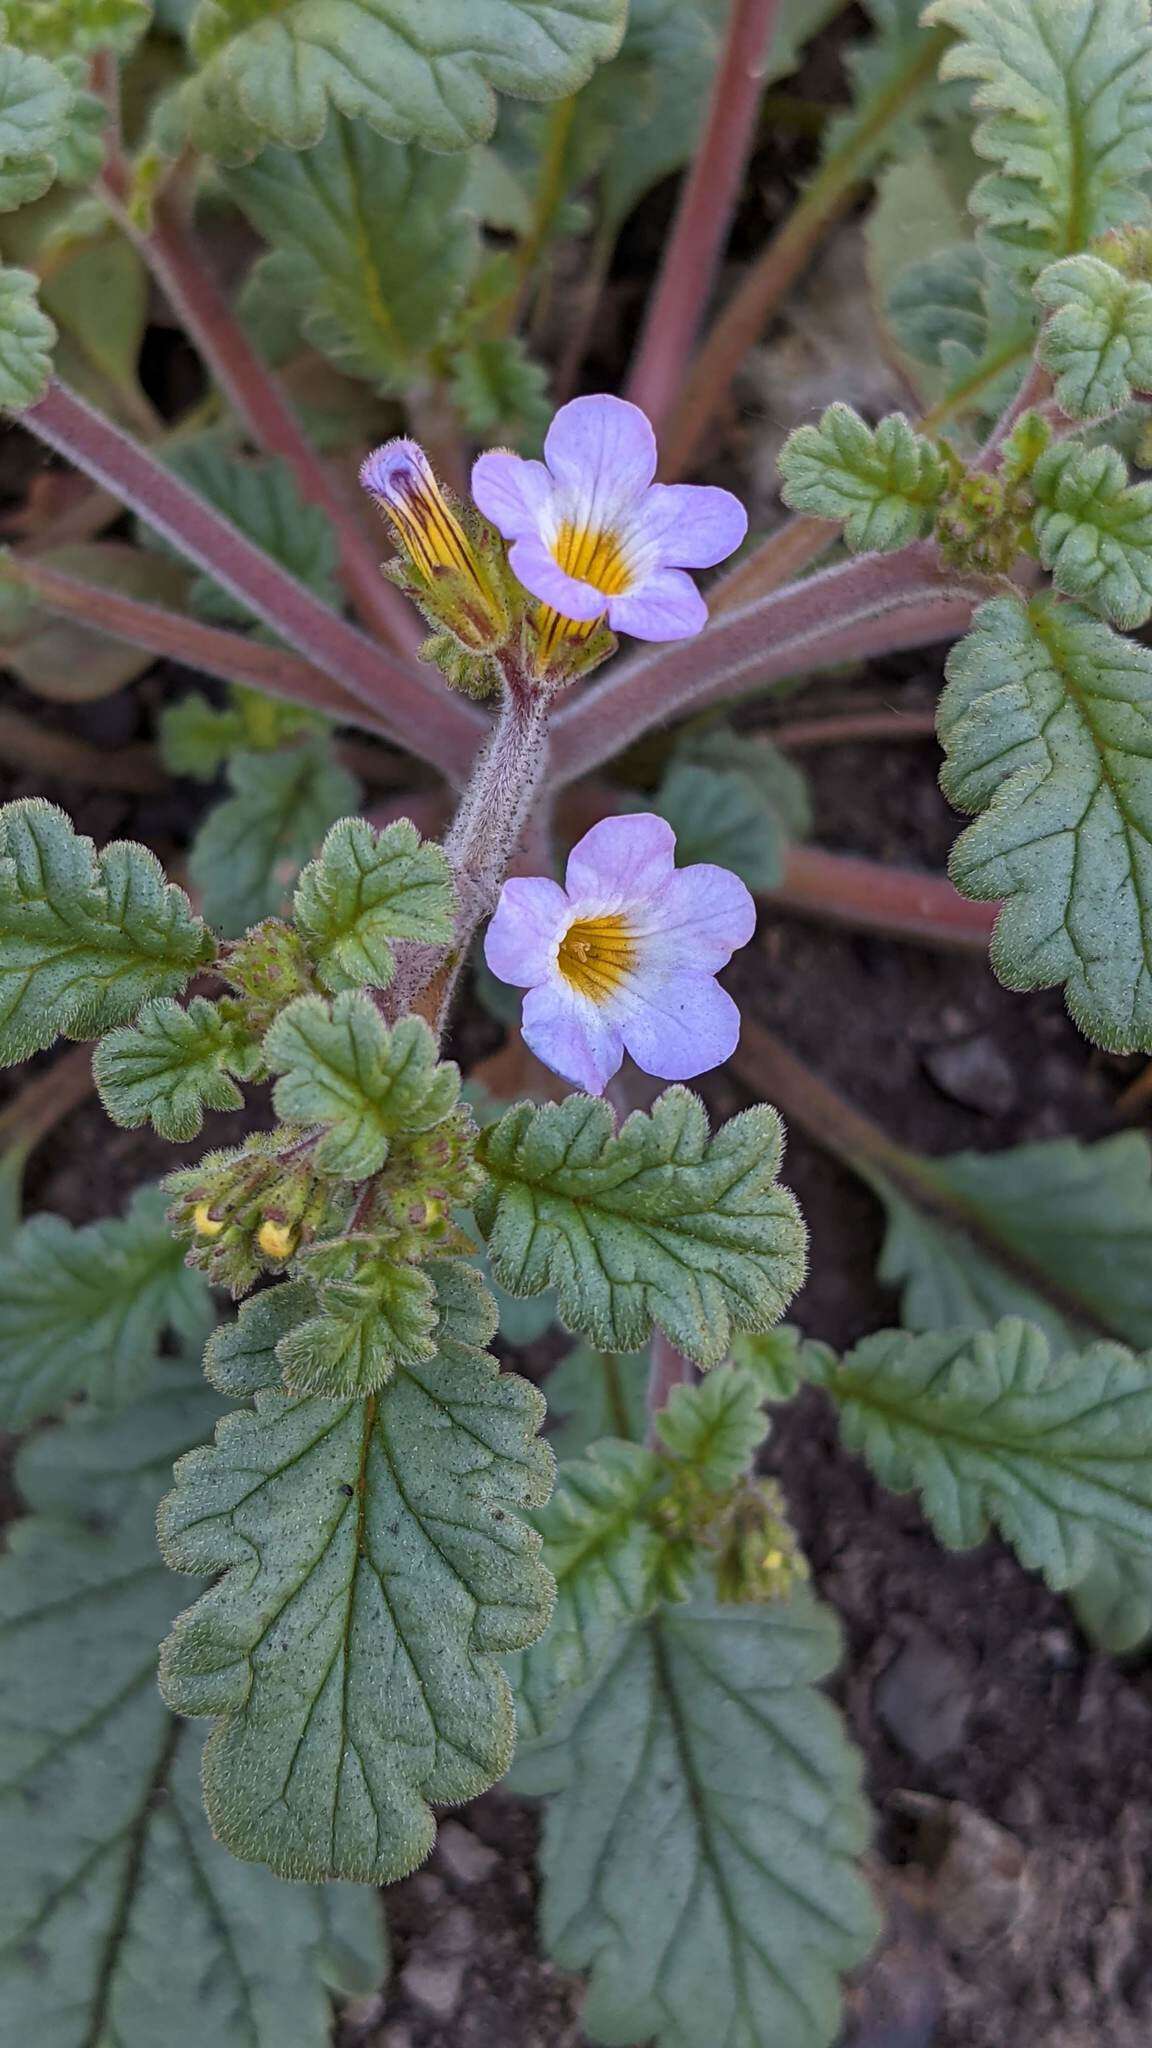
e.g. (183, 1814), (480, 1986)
(645, 1330), (694, 1447)
(19, 379), (487, 781)
(548, 544), (988, 786)
(770, 706), (939, 749)
(660, 23), (951, 479)
(767, 845), (998, 950)
(626, 0), (785, 432)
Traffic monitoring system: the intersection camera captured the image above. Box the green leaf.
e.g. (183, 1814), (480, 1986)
(1030, 442), (1152, 627)
(868, 1128), (1152, 1356)
(188, 741), (360, 937)
(508, 1436), (664, 1740)
(655, 1365), (769, 1490)
(0, 1184), (211, 1428)
(160, 682), (324, 779)
(264, 993), (460, 1180)
(645, 760), (789, 891)
(224, 123), (478, 391)
(159, 1265), (554, 1883)
(0, 798), (213, 1064)
(830, 1315), (1152, 1594)
(161, 440), (340, 623)
(204, 1280), (316, 1397)
(94, 995), (259, 1142)
(0, 262), (55, 410)
(0, 0), (150, 57)
(938, 593), (1152, 1051)
(546, 1342), (647, 1459)
(925, 0), (1152, 284)
(676, 723), (812, 840)
(1036, 254), (1152, 419)
(0, 1358), (388, 2047)
(293, 815), (455, 994)
(512, 1584), (879, 2048)
(277, 1248), (439, 1396)
(447, 333), (552, 448)
(777, 403), (949, 551)
(0, 41), (71, 210)
(1069, 1545), (1152, 1654)
(476, 1088), (807, 1368)
(182, 0), (627, 159)
(732, 1325), (833, 1403)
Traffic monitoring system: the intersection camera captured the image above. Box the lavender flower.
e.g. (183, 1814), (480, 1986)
(471, 393), (747, 644)
(360, 438), (506, 650)
(484, 814), (756, 1094)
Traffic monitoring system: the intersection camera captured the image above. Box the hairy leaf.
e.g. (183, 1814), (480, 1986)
(225, 123), (477, 390)
(182, 0), (627, 159)
(204, 1280), (316, 1397)
(645, 760), (788, 891)
(655, 1364), (769, 1489)
(0, 41), (71, 210)
(0, 0), (150, 56)
(159, 1266), (554, 1883)
(94, 995), (259, 1141)
(732, 1325), (834, 1403)
(939, 594), (1152, 1051)
(1069, 1545), (1152, 1654)
(0, 799), (212, 1063)
(188, 741), (359, 937)
(925, 0), (1152, 284)
(293, 816), (455, 994)
(0, 1358), (387, 2046)
(160, 682), (325, 780)
(831, 1316), (1152, 1593)
(512, 1585), (879, 2048)
(1030, 442), (1152, 628)
(277, 1250), (439, 1397)
(162, 440), (340, 622)
(0, 263), (55, 410)
(0, 1184), (211, 1428)
(448, 334), (552, 448)
(265, 993), (460, 1180)
(546, 1343), (648, 1459)
(777, 403), (949, 551)
(476, 1088), (807, 1368)
(1036, 254), (1152, 419)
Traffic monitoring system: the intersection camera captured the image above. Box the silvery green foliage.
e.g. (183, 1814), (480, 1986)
(264, 995), (461, 1179)
(938, 594), (1152, 1051)
(0, 260), (54, 405)
(511, 1584), (880, 2048)
(159, 1266), (555, 1884)
(777, 402), (949, 550)
(293, 816), (456, 992)
(830, 1315), (1152, 1591)
(187, 740), (360, 937)
(0, 798), (213, 1061)
(0, 1359), (388, 2047)
(1036, 254), (1152, 418)
(1029, 443), (1152, 628)
(94, 994), (260, 1141)
(476, 1087), (808, 1367)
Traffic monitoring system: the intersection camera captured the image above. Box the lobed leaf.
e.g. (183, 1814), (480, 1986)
(777, 402), (949, 551)
(655, 1363), (769, 1490)
(1030, 442), (1152, 628)
(644, 760), (789, 891)
(161, 440), (340, 623)
(0, 1185), (211, 1428)
(293, 816), (455, 994)
(0, 798), (212, 1062)
(0, 0), (150, 56)
(831, 1315), (1152, 1592)
(277, 1250), (439, 1397)
(1069, 1545), (1152, 1654)
(1036, 253), (1152, 419)
(476, 1088), (807, 1368)
(0, 262), (56, 410)
(188, 741), (359, 938)
(925, 0), (1152, 284)
(0, 40), (71, 210)
(0, 1357), (387, 2047)
(512, 1584), (879, 2048)
(545, 1341), (647, 1460)
(159, 1266), (554, 1883)
(939, 593), (1152, 1051)
(182, 0), (627, 160)
(264, 993), (460, 1180)
(94, 994), (259, 1142)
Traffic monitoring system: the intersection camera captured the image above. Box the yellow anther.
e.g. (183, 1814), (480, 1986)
(193, 1201), (225, 1239)
(257, 1217), (296, 1260)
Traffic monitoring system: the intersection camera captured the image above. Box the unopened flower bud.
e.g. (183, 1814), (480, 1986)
(257, 1217), (296, 1261)
(360, 439), (508, 654)
(193, 1201), (225, 1239)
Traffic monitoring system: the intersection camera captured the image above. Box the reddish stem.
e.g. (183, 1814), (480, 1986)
(767, 844), (998, 950)
(20, 380), (487, 780)
(549, 544), (988, 786)
(626, 0), (783, 431)
(770, 706), (938, 749)
(0, 1043), (95, 1155)
(645, 1330), (695, 1445)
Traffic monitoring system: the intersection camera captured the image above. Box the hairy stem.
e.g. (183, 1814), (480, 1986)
(661, 24), (951, 478)
(645, 1330), (694, 1447)
(766, 845), (998, 950)
(626, 0), (784, 431)
(549, 544), (987, 786)
(20, 380), (487, 780)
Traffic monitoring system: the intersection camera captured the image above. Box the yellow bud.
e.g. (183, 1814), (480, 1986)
(193, 1201), (225, 1239)
(257, 1217), (296, 1260)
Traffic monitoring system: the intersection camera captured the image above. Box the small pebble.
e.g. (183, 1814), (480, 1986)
(875, 1634), (973, 1762)
(401, 1952), (467, 2020)
(437, 1820), (500, 1884)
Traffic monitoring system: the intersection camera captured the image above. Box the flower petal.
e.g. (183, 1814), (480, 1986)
(635, 863), (757, 973)
(618, 972), (742, 1081)
(544, 394), (657, 514)
(484, 875), (569, 987)
(606, 567), (708, 641)
(564, 813), (677, 906)
(359, 437), (433, 503)
(471, 450), (556, 540)
(521, 979), (624, 1094)
(508, 535), (606, 621)
(629, 481), (748, 568)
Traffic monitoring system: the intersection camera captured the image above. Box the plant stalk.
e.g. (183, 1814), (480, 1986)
(626, 0), (784, 431)
(766, 844), (998, 950)
(645, 1330), (694, 1446)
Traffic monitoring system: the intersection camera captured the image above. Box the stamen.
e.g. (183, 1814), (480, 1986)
(557, 913), (637, 1003)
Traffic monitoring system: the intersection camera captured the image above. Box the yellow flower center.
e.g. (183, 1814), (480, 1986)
(553, 520), (634, 596)
(557, 913), (637, 1003)
(257, 1217), (296, 1261)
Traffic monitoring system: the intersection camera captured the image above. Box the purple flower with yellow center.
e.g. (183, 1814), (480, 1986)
(484, 814), (756, 1095)
(470, 393), (747, 647)
(360, 437), (505, 651)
